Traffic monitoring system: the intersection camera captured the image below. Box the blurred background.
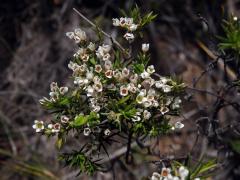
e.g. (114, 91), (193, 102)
(1, 0), (240, 179)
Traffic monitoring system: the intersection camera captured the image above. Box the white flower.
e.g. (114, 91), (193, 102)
(129, 24), (138, 31)
(122, 68), (130, 77)
(61, 115), (69, 124)
(113, 70), (122, 80)
(155, 81), (163, 88)
(103, 53), (111, 61)
(104, 60), (112, 70)
(162, 85), (171, 93)
(233, 16), (238, 21)
(151, 172), (161, 180)
(143, 100), (152, 108)
(50, 82), (58, 92)
(112, 18), (120, 26)
(93, 82), (103, 92)
(175, 122), (184, 129)
(129, 74), (138, 84)
(74, 28), (87, 42)
(160, 77), (168, 84)
(95, 64), (102, 73)
(48, 124), (53, 129)
(80, 53), (89, 62)
(172, 97), (182, 109)
(147, 65), (155, 74)
(66, 32), (74, 39)
(160, 106), (169, 115)
(128, 83), (137, 93)
(132, 116), (141, 122)
(142, 43), (149, 53)
(104, 129), (111, 136)
(120, 86), (129, 96)
(123, 33), (134, 42)
(160, 167), (171, 177)
(178, 166), (189, 179)
(52, 123), (61, 133)
(140, 71), (150, 79)
(68, 61), (79, 71)
(105, 70), (113, 78)
(86, 86), (94, 97)
(152, 100), (159, 107)
(86, 71), (94, 80)
(84, 128), (91, 136)
(88, 42), (95, 51)
(32, 120), (44, 132)
(194, 178), (200, 180)
(92, 105), (100, 112)
(143, 110), (151, 119)
(59, 87), (68, 95)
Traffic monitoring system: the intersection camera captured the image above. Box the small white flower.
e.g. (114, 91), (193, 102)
(50, 82), (58, 92)
(61, 115), (69, 124)
(178, 166), (189, 179)
(95, 64), (102, 73)
(120, 86), (129, 96)
(112, 18), (120, 26)
(113, 70), (122, 79)
(143, 110), (151, 119)
(194, 178), (200, 180)
(88, 42), (96, 51)
(48, 124), (53, 129)
(175, 122), (184, 129)
(132, 116), (141, 122)
(151, 172), (161, 180)
(152, 100), (159, 107)
(122, 68), (130, 77)
(86, 71), (94, 80)
(104, 129), (111, 136)
(80, 53), (89, 62)
(161, 167), (171, 177)
(59, 87), (68, 95)
(92, 105), (101, 112)
(32, 120), (44, 132)
(233, 16), (238, 21)
(140, 70), (150, 79)
(155, 81), (163, 88)
(74, 28), (87, 42)
(129, 74), (138, 84)
(142, 43), (149, 53)
(104, 60), (112, 70)
(147, 65), (155, 74)
(123, 33), (135, 42)
(128, 83), (137, 93)
(93, 82), (103, 92)
(103, 53), (111, 61)
(66, 32), (74, 39)
(86, 86), (94, 97)
(52, 123), (61, 133)
(129, 24), (138, 31)
(84, 128), (91, 136)
(162, 84), (171, 93)
(160, 106), (169, 115)
(143, 100), (152, 108)
(160, 77), (168, 84)
(105, 70), (113, 78)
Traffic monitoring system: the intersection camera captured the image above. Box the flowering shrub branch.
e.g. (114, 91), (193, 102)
(33, 7), (186, 175)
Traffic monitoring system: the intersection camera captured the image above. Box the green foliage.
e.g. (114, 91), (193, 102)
(218, 15), (240, 56)
(59, 151), (99, 176)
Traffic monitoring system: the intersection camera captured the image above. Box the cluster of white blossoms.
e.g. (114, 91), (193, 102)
(66, 28), (87, 44)
(34, 25), (185, 138)
(112, 17), (138, 42)
(151, 166), (200, 180)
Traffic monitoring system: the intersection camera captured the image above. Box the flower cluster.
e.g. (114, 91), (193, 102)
(113, 17), (138, 42)
(151, 166), (200, 180)
(33, 10), (185, 175)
